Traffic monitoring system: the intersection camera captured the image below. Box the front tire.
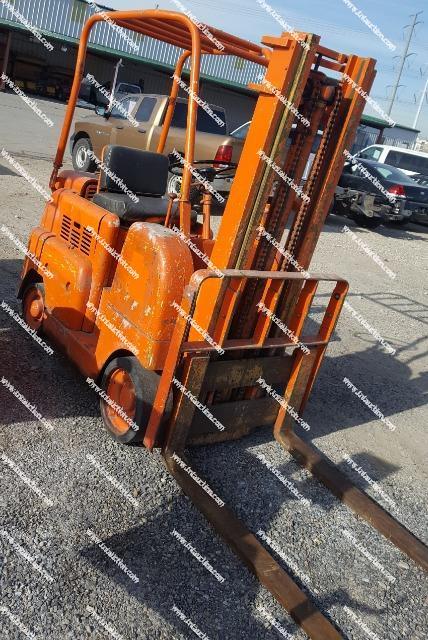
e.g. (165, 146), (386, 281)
(22, 283), (45, 332)
(99, 356), (171, 445)
(72, 137), (96, 172)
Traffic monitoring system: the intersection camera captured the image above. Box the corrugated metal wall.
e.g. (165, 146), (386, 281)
(352, 125), (418, 153)
(0, 0), (264, 87)
(0, 30), (256, 134)
(1, 4), (417, 143)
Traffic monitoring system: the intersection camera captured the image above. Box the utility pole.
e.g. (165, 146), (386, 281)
(413, 75), (428, 129)
(387, 11), (423, 117)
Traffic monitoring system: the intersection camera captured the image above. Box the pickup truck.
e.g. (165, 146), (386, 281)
(70, 93), (244, 197)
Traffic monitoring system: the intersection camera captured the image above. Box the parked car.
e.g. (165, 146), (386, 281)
(405, 173), (428, 224)
(413, 173), (428, 186)
(70, 93), (243, 198)
(230, 121), (250, 138)
(222, 128), (428, 228)
(355, 144), (428, 177)
(332, 158), (428, 228)
(230, 121), (323, 185)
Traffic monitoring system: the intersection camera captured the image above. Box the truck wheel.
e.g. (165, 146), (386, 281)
(72, 138), (96, 172)
(22, 283), (45, 332)
(167, 173), (182, 196)
(167, 174), (201, 206)
(99, 356), (172, 445)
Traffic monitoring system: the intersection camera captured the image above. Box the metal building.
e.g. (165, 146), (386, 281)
(0, 0), (258, 131)
(0, 0), (420, 141)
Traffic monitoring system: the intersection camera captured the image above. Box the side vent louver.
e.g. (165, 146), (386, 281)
(60, 215), (92, 256)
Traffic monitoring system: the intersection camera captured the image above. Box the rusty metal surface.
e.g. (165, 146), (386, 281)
(181, 337), (328, 353)
(201, 355), (293, 390)
(191, 396), (278, 433)
(164, 355), (210, 454)
(230, 75), (327, 340)
(154, 269), (357, 638)
(145, 269), (345, 449)
(189, 34), (321, 338)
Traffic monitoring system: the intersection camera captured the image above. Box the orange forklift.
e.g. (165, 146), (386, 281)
(18, 9), (428, 639)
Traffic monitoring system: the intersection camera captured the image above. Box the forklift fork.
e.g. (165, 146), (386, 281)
(164, 450), (343, 640)
(144, 269), (428, 638)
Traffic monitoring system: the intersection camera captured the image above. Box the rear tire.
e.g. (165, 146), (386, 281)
(99, 356), (172, 445)
(353, 215), (381, 229)
(72, 137), (96, 172)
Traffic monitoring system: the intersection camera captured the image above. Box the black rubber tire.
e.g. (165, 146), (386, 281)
(353, 215), (381, 229)
(99, 356), (172, 445)
(189, 185), (201, 207)
(72, 137), (96, 172)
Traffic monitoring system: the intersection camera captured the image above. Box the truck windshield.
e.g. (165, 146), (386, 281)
(231, 122), (250, 139)
(110, 97), (138, 118)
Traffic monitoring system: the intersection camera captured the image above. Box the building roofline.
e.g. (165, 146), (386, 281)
(360, 113), (420, 133)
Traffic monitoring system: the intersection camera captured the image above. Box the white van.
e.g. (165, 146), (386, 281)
(355, 144), (428, 176)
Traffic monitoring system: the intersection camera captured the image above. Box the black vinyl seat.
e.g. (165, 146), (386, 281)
(92, 145), (177, 224)
(93, 191), (178, 223)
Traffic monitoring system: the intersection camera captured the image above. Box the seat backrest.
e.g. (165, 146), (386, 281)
(99, 145), (169, 197)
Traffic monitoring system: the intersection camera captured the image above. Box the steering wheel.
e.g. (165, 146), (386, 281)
(169, 159), (237, 184)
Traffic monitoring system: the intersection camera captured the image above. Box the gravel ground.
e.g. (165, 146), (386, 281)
(0, 94), (427, 640)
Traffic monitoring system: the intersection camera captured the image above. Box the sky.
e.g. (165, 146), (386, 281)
(106, 0), (428, 137)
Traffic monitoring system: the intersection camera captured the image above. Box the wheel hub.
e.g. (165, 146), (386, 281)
(23, 287), (44, 330)
(76, 147), (87, 167)
(105, 369), (136, 435)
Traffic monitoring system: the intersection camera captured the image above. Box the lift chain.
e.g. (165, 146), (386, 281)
(229, 82), (324, 345)
(256, 81), (323, 273)
(283, 83), (343, 266)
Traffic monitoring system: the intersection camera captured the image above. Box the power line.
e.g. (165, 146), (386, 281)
(387, 11), (424, 116)
(371, 94), (418, 105)
(186, 0), (375, 37)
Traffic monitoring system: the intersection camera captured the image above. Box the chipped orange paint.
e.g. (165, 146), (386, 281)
(18, 9), (375, 414)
